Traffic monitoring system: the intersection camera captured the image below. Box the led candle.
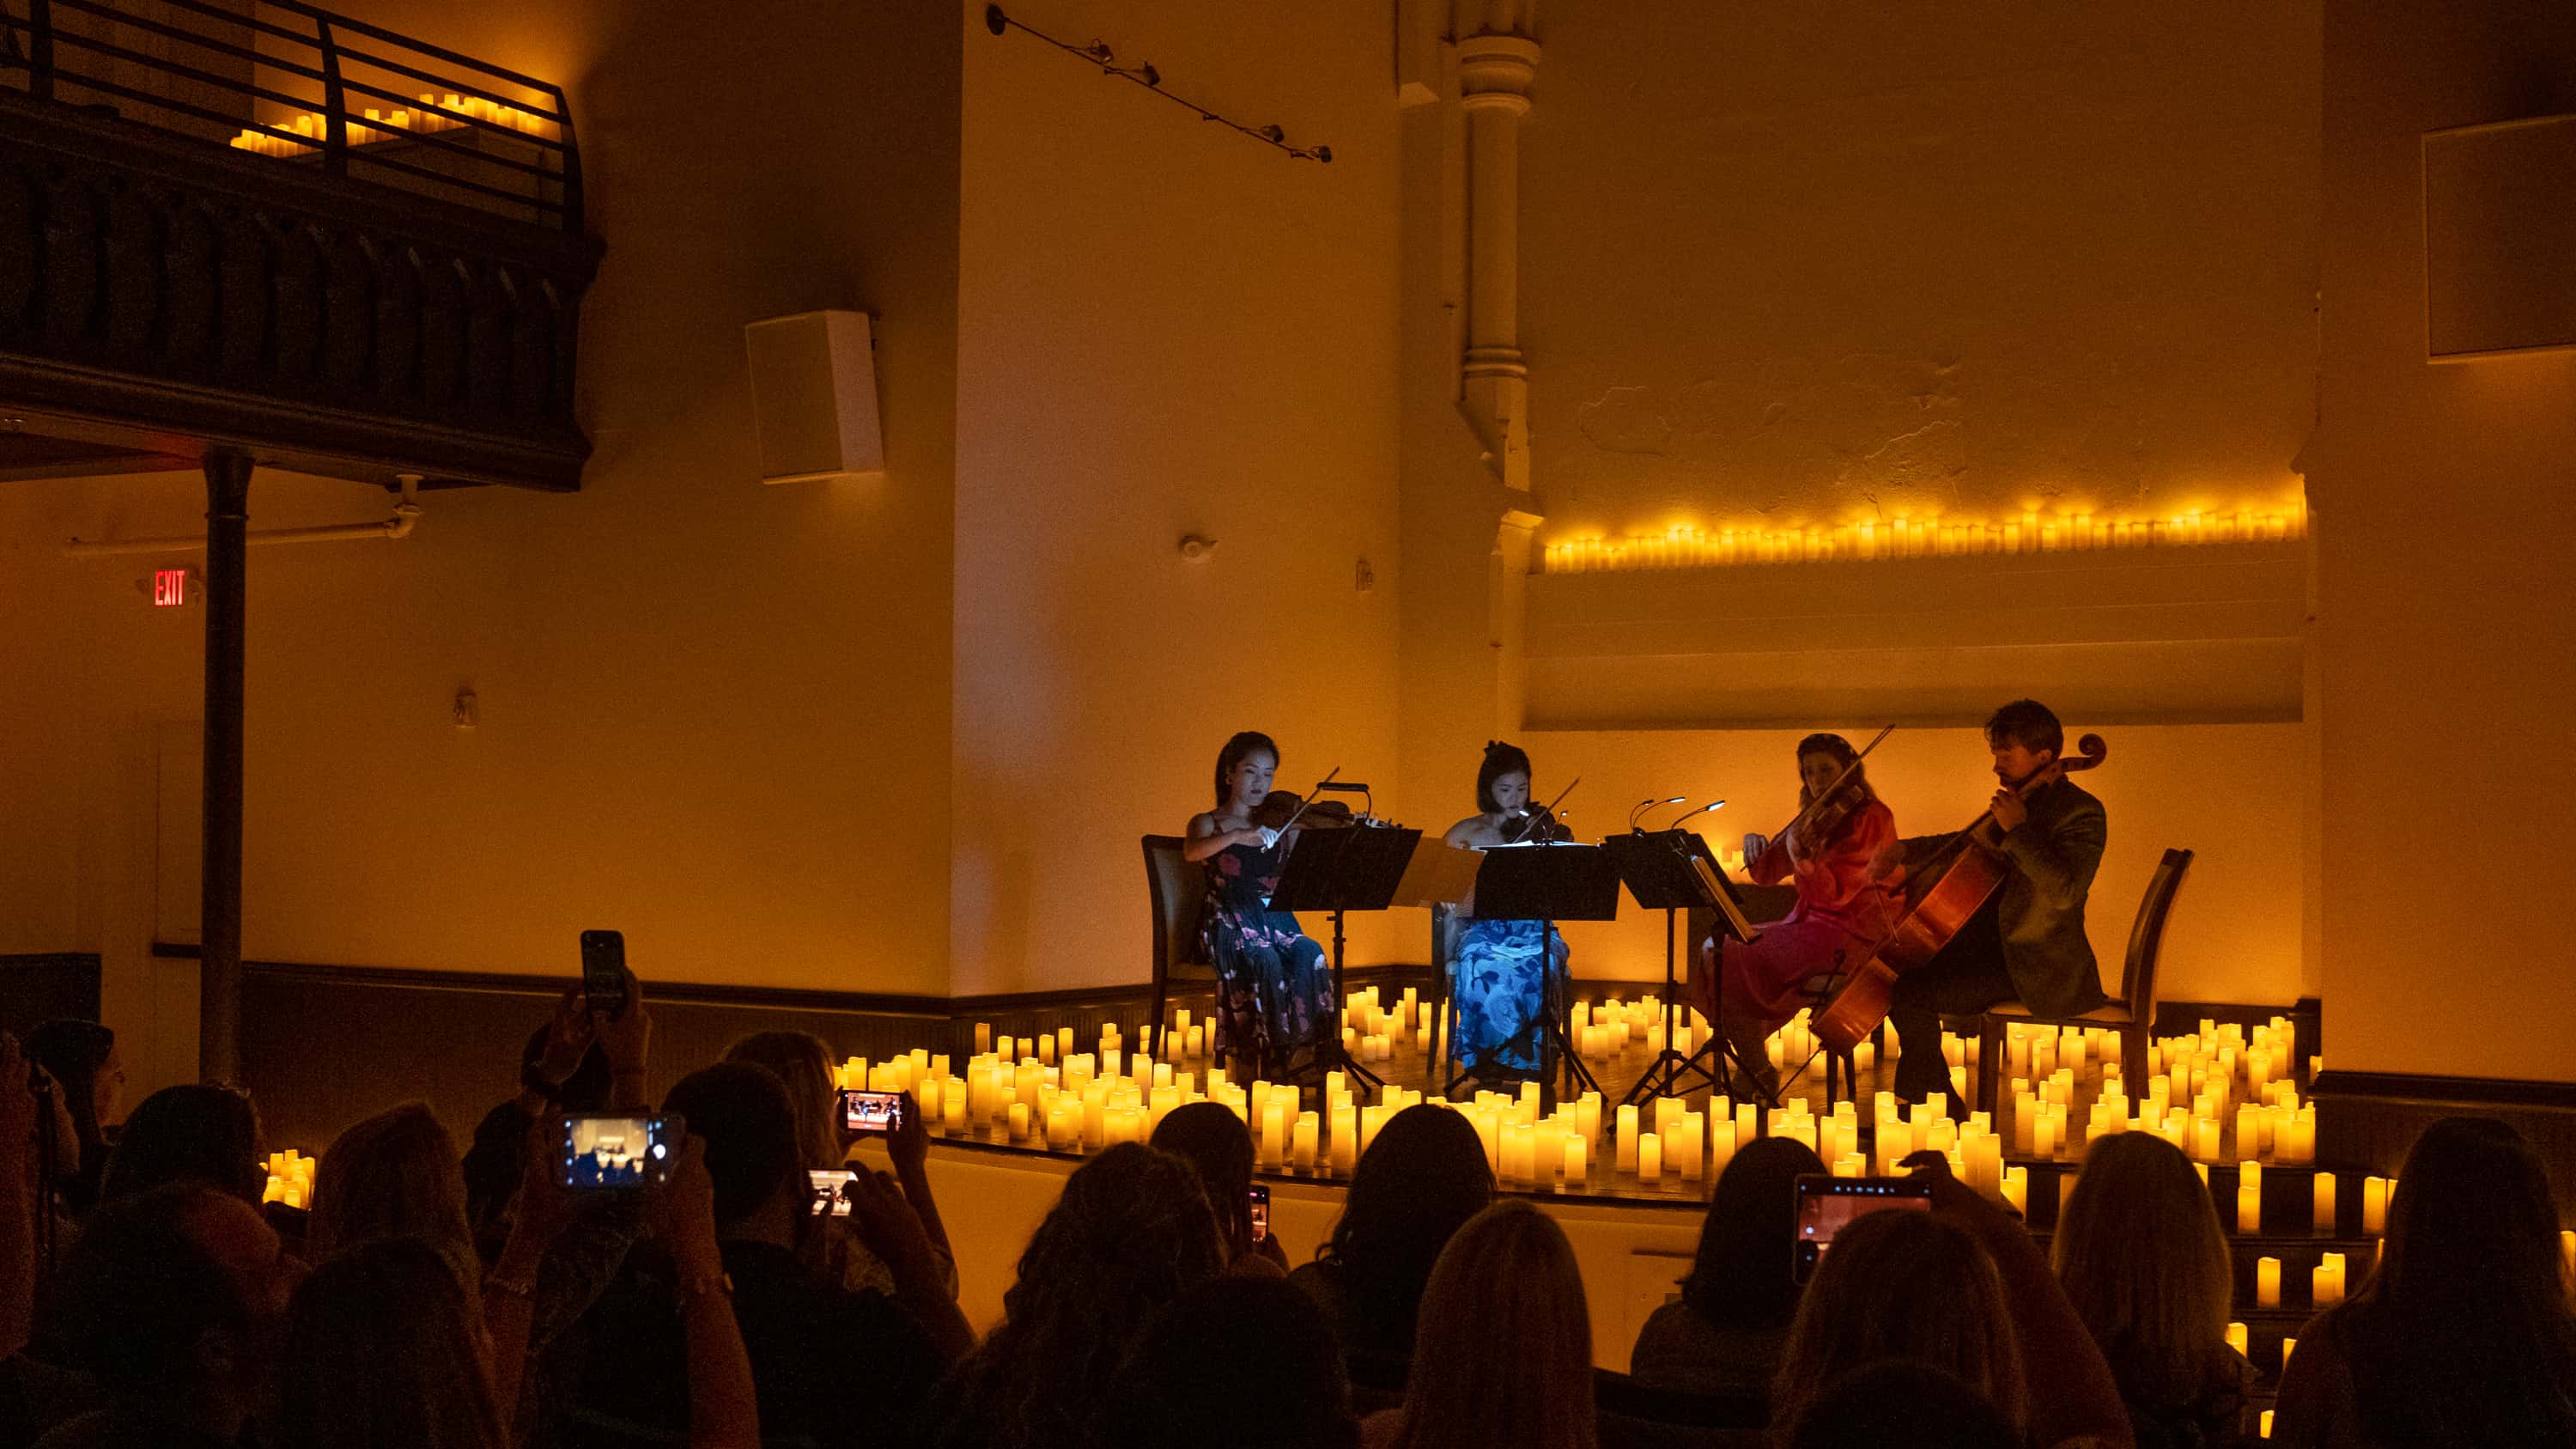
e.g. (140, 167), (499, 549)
(1678, 1112), (1705, 1179)
(2257, 1257), (2281, 1307)
(2227, 1321), (2248, 1356)
(1710, 1117), (1739, 1178)
(2562, 1229), (2574, 1282)
(2312, 1259), (2338, 1306)
(1576, 1093), (1603, 1145)
(2035, 1110), (2058, 1160)
(2281, 1336), (2297, 1370)
(2002, 1166), (2028, 1216)
(2362, 1177), (2388, 1234)
(1291, 1113), (1319, 1173)
(1008, 1102), (1029, 1141)
(1638, 1132), (1662, 1184)
(1562, 1131), (1589, 1183)
(2313, 1172), (2337, 1233)
(1616, 1105), (1640, 1171)
(1330, 1105), (1358, 1174)
(2239, 1183), (2263, 1234)
(942, 1084), (967, 1136)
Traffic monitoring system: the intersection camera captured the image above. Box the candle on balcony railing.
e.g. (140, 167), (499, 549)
(2362, 1176), (2389, 1235)
(2314, 1172), (2337, 1233)
(2256, 1257), (2282, 1307)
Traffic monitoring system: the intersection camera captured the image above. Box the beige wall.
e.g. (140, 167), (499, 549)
(951, 0), (1405, 992)
(2313, 1), (2576, 1080)
(1519, 0), (2319, 545)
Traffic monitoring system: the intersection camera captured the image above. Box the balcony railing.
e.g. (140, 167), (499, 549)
(0, 0), (580, 234)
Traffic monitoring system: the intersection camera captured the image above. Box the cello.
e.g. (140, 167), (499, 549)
(1809, 734), (2107, 1055)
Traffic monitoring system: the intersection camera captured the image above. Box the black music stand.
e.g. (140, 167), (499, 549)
(1267, 826), (1427, 1093)
(1606, 831), (1769, 1108)
(1462, 843), (1622, 1111)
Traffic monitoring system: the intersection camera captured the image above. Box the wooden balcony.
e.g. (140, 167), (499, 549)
(0, 0), (600, 490)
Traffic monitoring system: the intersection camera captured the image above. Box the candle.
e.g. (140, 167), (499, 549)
(2313, 1172), (2337, 1233)
(2002, 1166), (2028, 1216)
(2227, 1321), (2248, 1356)
(2257, 1257), (2281, 1307)
(1331, 1105), (1358, 1174)
(1007, 1102), (1029, 1141)
(1638, 1132), (1662, 1184)
(1562, 1130), (1588, 1184)
(2282, 1336), (2297, 1370)
(1261, 1099), (1287, 1170)
(1291, 1113), (1319, 1173)
(1678, 1112), (1706, 1179)
(2562, 1229), (2575, 1282)
(1616, 1105), (1640, 1172)
(2362, 1176), (2388, 1234)
(2318, 1251), (2347, 1305)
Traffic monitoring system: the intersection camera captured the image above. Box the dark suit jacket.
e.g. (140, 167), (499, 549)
(1901, 777), (2109, 1018)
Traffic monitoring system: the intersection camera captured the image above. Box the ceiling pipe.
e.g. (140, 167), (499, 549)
(65, 474), (423, 557)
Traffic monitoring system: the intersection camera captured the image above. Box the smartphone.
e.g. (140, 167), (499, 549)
(1793, 1174), (1933, 1282)
(807, 1169), (855, 1218)
(1249, 1183), (1271, 1244)
(839, 1088), (907, 1135)
(579, 929), (630, 1020)
(558, 1113), (683, 1190)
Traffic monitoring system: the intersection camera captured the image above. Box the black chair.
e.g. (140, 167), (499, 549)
(1966, 846), (2193, 1116)
(1595, 1368), (1769, 1449)
(1142, 834), (1215, 1058)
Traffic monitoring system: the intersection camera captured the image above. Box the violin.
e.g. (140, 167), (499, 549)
(1753, 727), (1892, 867)
(1811, 734), (2109, 1055)
(1497, 776), (1580, 844)
(1250, 788), (1356, 833)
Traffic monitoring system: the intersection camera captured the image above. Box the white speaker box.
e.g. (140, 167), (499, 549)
(744, 310), (886, 483)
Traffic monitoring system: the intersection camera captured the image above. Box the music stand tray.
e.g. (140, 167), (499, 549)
(1462, 843), (1620, 1110)
(1602, 831), (1771, 1109)
(1267, 827), (1429, 1093)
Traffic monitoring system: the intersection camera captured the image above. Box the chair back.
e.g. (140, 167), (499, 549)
(1142, 835), (1211, 981)
(2116, 847), (2193, 1018)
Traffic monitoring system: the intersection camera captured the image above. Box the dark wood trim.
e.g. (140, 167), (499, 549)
(162, 946), (1440, 1020)
(2311, 1069), (2576, 1113)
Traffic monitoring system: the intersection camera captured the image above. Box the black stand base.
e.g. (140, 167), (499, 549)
(1623, 907), (1721, 1107)
(1284, 909), (1383, 1095)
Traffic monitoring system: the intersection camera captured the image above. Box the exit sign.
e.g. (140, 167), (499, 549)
(152, 569), (192, 607)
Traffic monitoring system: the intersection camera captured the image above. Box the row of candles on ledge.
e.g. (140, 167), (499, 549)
(1540, 504), (2306, 574)
(228, 91), (558, 156)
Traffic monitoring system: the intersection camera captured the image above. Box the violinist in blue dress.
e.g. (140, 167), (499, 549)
(1441, 742), (1571, 1084)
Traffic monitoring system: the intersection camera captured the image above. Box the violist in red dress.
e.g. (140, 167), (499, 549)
(1691, 733), (1899, 1098)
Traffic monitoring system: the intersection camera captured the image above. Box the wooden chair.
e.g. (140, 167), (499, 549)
(1142, 835), (1215, 1057)
(1969, 847), (2193, 1117)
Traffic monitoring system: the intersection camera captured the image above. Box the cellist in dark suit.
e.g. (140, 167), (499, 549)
(1870, 699), (2110, 1108)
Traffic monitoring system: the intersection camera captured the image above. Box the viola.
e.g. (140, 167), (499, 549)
(1498, 802), (1572, 844)
(1810, 734), (2109, 1056)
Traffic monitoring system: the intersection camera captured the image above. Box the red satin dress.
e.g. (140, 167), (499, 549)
(1692, 798), (1901, 1026)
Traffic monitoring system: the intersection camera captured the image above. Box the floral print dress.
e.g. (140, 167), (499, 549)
(1200, 839), (1334, 1072)
(1453, 917), (1568, 1077)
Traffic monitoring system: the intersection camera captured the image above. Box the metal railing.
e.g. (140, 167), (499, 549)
(0, 0), (581, 233)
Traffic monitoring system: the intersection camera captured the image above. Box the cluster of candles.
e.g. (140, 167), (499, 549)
(1341, 989), (1435, 1062)
(1540, 503), (2306, 574)
(228, 91), (557, 156)
(258, 1148), (316, 1209)
(2253, 1250), (2358, 1309)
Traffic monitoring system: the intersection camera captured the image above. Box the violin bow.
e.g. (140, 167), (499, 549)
(1772, 725), (1895, 845)
(1506, 776), (1581, 843)
(1268, 766), (1340, 836)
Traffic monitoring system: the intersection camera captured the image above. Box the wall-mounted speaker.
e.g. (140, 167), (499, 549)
(2423, 113), (2576, 362)
(744, 310), (886, 483)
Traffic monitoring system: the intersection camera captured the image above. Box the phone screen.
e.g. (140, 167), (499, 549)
(1249, 1184), (1271, 1243)
(559, 1114), (680, 1190)
(840, 1089), (906, 1135)
(579, 929), (629, 1020)
(1793, 1174), (1932, 1281)
(807, 1170), (854, 1218)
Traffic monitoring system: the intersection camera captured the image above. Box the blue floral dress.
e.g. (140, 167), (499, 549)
(1454, 917), (1568, 1076)
(1200, 840), (1334, 1070)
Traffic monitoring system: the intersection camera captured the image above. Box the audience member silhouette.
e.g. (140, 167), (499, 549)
(1628, 1135), (1826, 1406)
(2270, 1116), (2576, 1448)
(1783, 1360), (2020, 1449)
(1365, 1200), (1596, 1449)
(927, 1143), (1225, 1449)
(307, 1102), (480, 1291)
(574, 1061), (949, 1449)
(21, 1025), (119, 1221)
(270, 1237), (506, 1449)
(1288, 1105), (1494, 1378)
(1097, 1275), (1358, 1449)
(35, 1184), (291, 1448)
(1150, 1101), (1286, 1275)
(2052, 1133), (2254, 1446)
(94, 1086), (261, 1207)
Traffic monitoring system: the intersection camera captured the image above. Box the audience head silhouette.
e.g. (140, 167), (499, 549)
(2051, 1132), (2239, 1415)
(1313, 1104), (1494, 1357)
(941, 1142), (1225, 1449)
(271, 1237), (507, 1449)
(26, 1019), (119, 1213)
(722, 1029), (845, 1171)
(99, 1083), (262, 1205)
(1150, 1101), (1261, 1261)
(1785, 1360), (2019, 1449)
(1381, 1200), (1595, 1449)
(1099, 1275), (1358, 1449)
(1684, 1135), (1826, 1330)
(307, 1101), (478, 1290)
(661, 1061), (805, 1233)
(1771, 1207), (2026, 1433)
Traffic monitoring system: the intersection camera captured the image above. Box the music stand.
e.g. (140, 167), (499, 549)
(1462, 843), (1622, 1111)
(1605, 831), (1769, 1108)
(1267, 826), (1429, 1092)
